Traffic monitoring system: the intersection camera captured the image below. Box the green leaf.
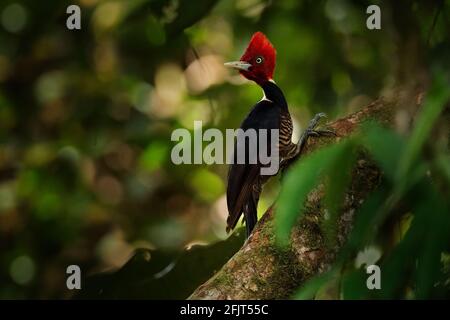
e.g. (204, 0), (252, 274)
(359, 122), (405, 180)
(341, 267), (373, 299)
(294, 267), (339, 300)
(414, 186), (450, 298)
(397, 75), (450, 181)
(276, 140), (352, 246)
(435, 153), (450, 184)
(322, 141), (357, 246)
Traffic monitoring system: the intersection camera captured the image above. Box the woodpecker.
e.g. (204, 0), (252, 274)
(224, 32), (332, 238)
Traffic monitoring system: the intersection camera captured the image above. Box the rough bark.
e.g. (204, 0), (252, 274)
(188, 96), (409, 300)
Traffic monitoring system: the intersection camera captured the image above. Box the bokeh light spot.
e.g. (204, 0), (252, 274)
(1, 3), (27, 33)
(9, 255), (35, 285)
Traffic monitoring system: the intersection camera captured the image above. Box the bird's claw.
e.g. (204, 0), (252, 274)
(307, 112), (327, 131)
(293, 113), (336, 157)
(315, 112), (327, 120)
(303, 113), (336, 137)
(306, 128), (337, 137)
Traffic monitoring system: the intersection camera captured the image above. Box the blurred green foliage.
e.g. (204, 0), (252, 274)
(0, 0), (448, 299)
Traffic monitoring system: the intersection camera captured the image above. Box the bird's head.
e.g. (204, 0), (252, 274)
(225, 32), (276, 85)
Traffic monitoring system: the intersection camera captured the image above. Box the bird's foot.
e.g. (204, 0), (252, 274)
(303, 112), (336, 137)
(308, 112), (327, 130)
(280, 113), (336, 176)
(296, 113), (336, 155)
(304, 112), (335, 136)
(304, 128), (336, 137)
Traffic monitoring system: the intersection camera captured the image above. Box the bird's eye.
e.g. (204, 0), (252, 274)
(255, 56), (264, 64)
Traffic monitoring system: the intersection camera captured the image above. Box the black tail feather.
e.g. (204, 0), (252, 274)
(244, 198), (258, 238)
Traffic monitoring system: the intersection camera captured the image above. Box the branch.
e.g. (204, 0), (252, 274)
(188, 97), (404, 300)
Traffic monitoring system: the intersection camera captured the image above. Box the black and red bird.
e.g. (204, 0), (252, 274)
(224, 32), (330, 238)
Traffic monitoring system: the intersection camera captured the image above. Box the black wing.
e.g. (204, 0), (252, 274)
(226, 99), (280, 233)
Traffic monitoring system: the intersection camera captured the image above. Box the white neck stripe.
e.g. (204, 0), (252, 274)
(260, 91), (272, 102)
